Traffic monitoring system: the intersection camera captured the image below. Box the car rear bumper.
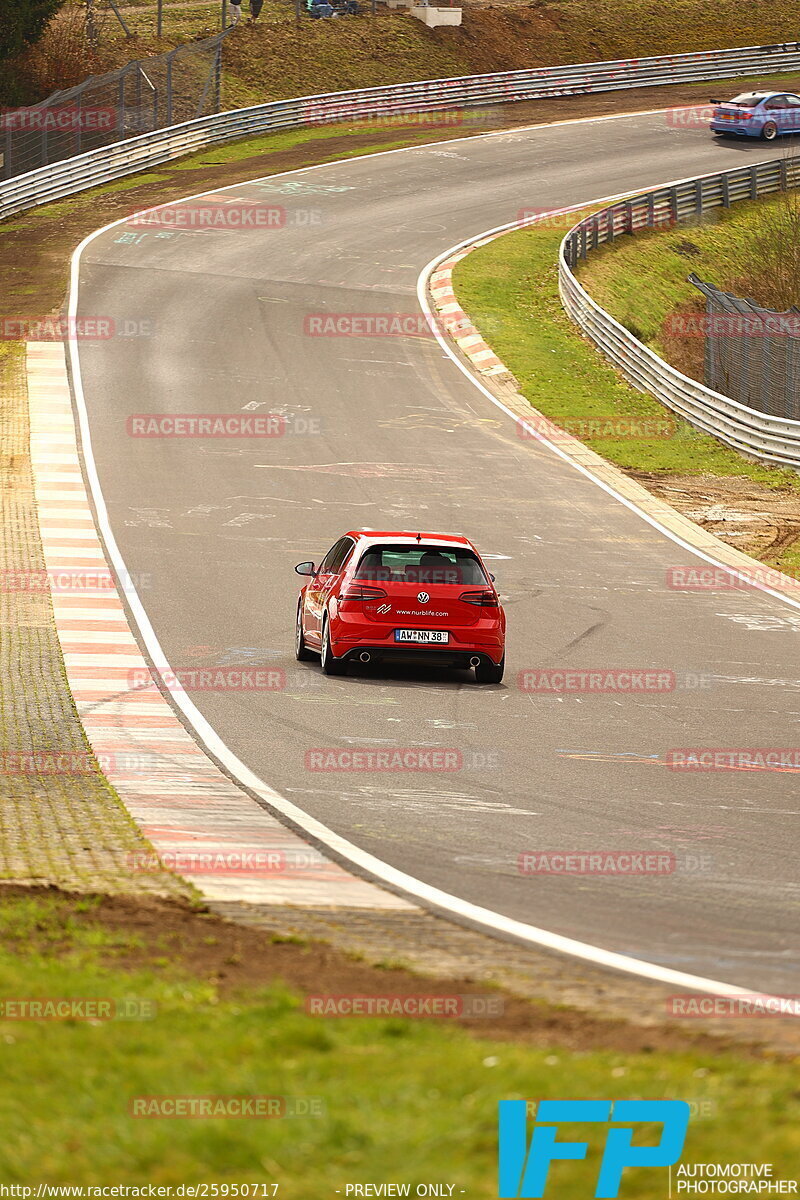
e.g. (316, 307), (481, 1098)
(336, 645), (503, 668)
(332, 611), (503, 659)
(710, 121), (758, 136)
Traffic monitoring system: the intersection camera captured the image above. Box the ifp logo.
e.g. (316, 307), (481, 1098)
(498, 1099), (690, 1197)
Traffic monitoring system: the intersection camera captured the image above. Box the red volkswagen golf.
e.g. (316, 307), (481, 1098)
(294, 530), (506, 683)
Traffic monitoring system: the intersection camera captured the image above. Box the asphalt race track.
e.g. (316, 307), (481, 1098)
(73, 108), (800, 995)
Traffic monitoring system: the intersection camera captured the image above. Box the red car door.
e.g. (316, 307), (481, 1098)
(305, 536), (354, 641)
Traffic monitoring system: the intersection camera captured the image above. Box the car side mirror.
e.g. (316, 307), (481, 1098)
(490, 573), (496, 582)
(295, 561), (317, 577)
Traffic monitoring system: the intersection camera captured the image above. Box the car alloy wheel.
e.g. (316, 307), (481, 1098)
(295, 602), (316, 661)
(321, 616), (346, 676)
(762, 121), (778, 141)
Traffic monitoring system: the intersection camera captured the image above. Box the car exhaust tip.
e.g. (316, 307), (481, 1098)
(359, 651), (371, 663)
(469, 656), (481, 668)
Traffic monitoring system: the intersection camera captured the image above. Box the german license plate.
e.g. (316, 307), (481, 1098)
(394, 629), (449, 644)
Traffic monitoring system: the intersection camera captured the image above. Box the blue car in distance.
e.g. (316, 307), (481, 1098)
(710, 91), (800, 140)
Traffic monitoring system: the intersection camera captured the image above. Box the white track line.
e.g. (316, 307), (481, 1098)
(28, 343), (408, 911)
(65, 111), (798, 1001)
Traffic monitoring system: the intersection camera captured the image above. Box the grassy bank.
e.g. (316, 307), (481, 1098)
(452, 205), (800, 574)
(0, 889), (798, 1189)
(9, 0), (800, 109)
(574, 190), (796, 371)
(453, 220), (800, 486)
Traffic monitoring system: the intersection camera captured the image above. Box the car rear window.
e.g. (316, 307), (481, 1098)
(354, 544), (489, 585)
(729, 93), (766, 106)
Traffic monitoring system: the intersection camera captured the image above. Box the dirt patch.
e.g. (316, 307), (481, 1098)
(0, 882), (770, 1056)
(629, 471), (800, 562)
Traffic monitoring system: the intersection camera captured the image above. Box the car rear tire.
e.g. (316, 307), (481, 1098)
(321, 616), (347, 676)
(475, 655), (504, 685)
(762, 121), (778, 141)
(295, 602), (316, 661)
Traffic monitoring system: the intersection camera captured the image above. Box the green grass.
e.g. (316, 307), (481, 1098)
(166, 117), (463, 170)
(0, 897), (796, 1185)
(575, 192), (794, 354)
(453, 221), (800, 490)
(0, 893), (798, 1190)
(14, 0), (800, 114)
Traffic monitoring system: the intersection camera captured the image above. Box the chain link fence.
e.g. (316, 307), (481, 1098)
(689, 273), (800, 421)
(1, 31), (231, 181)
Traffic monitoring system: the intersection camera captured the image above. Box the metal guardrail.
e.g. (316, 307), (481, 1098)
(3, 41), (800, 220)
(2, 33), (231, 181)
(559, 158), (800, 470)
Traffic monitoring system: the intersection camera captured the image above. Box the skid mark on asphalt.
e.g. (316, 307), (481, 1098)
(254, 461), (438, 479)
(250, 180), (354, 194)
(282, 692), (400, 706)
(703, 674), (800, 688)
(124, 508), (174, 529)
(286, 785), (536, 816)
(557, 749), (800, 775)
(718, 612), (800, 631)
(378, 412), (500, 432)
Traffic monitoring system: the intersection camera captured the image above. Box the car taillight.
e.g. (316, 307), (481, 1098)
(459, 589), (499, 607)
(740, 111), (752, 120)
(342, 585), (387, 601)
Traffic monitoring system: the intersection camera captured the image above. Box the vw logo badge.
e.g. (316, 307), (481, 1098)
(417, 591), (430, 603)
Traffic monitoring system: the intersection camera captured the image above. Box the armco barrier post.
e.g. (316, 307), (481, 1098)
(166, 53), (174, 126)
(118, 73), (126, 138)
